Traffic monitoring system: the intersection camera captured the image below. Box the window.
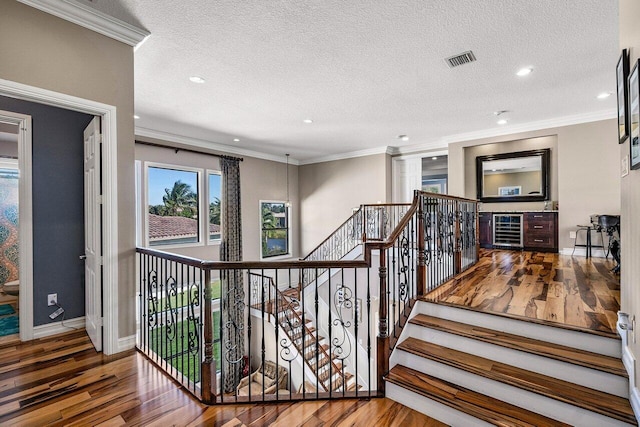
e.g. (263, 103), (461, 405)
(261, 201), (289, 258)
(208, 172), (222, 241)
(147, 165), (201, 247)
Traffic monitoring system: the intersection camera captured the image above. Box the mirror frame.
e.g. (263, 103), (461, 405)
(476, 148), (550, 203)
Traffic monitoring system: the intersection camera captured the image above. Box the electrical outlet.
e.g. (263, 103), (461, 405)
(49, 307), (64, 319)
(569, 231), (576, 239)
(48, 293), (57, 306)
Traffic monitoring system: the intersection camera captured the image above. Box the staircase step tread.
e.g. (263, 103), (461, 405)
(386, 365), (571, 427)
(410, 313), (626, 377)
(397, 337), (636, 425)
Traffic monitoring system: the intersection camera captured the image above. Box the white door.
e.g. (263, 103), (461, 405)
(83, 117), (102, 351)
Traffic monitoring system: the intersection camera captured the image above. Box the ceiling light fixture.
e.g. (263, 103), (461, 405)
(497, 119), (508, 125)
(133, 115), (140, 119)
(189, 76), (205, 84)
(432, 157), (438, 160)
(233, 138), (240, 142)
(397, 135), (409, 141)
(516, 67), (533, 77)
(303, 119), (313, 124)
(597, 92), (612, 100)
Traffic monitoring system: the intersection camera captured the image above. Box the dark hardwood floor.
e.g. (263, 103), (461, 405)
(0, 331), (445, 426)
(426, 249), (620, 336)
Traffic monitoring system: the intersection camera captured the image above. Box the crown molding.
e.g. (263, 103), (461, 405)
(394, 109), (616, 155)
(17, 0), (150, 48)
(135, 127), (300, 165)
(298, 145), (394, 165)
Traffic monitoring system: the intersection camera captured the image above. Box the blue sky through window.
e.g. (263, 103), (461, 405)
(148, 167), (198, 206)
(209, 173), (221, 206)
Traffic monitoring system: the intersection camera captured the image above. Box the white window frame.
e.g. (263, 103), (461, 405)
(206, 169), (222, 245)
(144, 161), (205, 249)
(259, 199), (292, 260)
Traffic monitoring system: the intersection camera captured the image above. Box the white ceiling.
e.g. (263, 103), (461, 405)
(83, 0), (618, 163)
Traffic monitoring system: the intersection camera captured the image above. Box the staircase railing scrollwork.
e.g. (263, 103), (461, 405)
(136, 189), (478, 405)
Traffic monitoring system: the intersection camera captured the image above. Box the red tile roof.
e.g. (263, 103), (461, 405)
(149, 214), (220, 241)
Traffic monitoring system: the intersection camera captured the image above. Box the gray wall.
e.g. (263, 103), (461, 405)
(620, 0), (640, 392)
(0, 95), (93, 325)
(299, 153), (391, 254)
(0, 0), (136, 338)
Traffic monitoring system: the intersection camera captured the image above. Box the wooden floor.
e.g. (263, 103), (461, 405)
(0, 331), (445, 426)
(426, 249), (620, 336)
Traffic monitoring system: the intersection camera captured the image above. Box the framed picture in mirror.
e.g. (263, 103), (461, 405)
(617, 49), (630, 144)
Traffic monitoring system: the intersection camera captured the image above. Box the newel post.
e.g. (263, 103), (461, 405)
(377, 249), (389, 396)
(454, 200), (462, 275)
(416, 191), (426, 297)
(202, 268), (216, 404)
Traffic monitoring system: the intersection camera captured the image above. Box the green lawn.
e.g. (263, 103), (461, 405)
(156, 279), (221, 311)
(149, 312), (221, 383)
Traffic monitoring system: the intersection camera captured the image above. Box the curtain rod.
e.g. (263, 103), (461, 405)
(135, 140), (244, 162)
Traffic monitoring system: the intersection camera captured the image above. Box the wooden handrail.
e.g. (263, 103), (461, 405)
(303, 206), (363, 260)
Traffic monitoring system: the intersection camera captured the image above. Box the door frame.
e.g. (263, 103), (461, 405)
(0, 110), (32, 342)
(0, 78), (120, 355)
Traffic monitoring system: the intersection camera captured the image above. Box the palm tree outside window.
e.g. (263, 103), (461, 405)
(261, 201), (289, 258)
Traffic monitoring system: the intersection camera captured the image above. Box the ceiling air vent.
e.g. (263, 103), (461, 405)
(445, 51), (476, 68)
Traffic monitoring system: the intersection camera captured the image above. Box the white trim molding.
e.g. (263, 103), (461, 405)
(0, 110), (34, 342)
(118, 334), (136, 352)
(0, 78), (120, 355)
(298, 146), (394, 165)
(33, 316), (86, 339)
(17, 0), (150, 48)
(136, 127), (300, 165)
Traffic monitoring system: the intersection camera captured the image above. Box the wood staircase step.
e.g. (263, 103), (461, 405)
(305, 344), (330, 359)
(410, 313), (627, 377)
(290, 327), (315, 341)
(317, 363), (345, 382)
(281, 288), (300, 298)
(296, 335), (324, 348)
(386, 365), (571, 427)
(397, 337), (636, 425)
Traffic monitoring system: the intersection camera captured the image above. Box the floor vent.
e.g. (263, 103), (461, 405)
(445, 51), (476, 68)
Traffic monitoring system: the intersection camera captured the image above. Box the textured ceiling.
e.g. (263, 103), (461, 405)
(84, 0), (618, 162)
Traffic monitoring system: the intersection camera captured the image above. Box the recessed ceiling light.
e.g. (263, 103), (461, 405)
(597, 92), (612, 99)
(303, 119), (313, 124)
(189, 76), (206, 84)
(133, 115), (140, 120)
(397, 135), (409, 141)
(432, 156), (438, 160)
(516, 67), (533, 77)
(497, 119), (508, 125)
(233, 138), (240, 142)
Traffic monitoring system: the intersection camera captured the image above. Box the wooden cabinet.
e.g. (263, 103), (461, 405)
(479, 212), (492, 248)
(478, 211), (558, 252)
(523, 212), (557, 252)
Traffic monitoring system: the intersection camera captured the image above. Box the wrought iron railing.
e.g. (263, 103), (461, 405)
(136, 190), (478, 404)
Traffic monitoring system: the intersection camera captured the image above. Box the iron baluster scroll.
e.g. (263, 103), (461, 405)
(135, 191), (477, 405)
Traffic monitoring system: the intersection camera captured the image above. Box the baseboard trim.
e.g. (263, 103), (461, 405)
(560, 247), (607, 258)
(622, 344), (640, 423)
(118, 334), (136, 352)
(33, 316), (85, 339)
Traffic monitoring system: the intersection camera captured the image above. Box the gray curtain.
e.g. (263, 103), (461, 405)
(220, 156), (244, 393)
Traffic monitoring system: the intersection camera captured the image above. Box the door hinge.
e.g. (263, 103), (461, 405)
(98, 135), (104, 144)
(98, 317), (103, 327)
(97, 195), (103, 204)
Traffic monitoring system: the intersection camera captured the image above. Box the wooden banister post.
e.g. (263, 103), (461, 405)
(377, 249), (389, 396)
(202, 268), (216, 404)
(416, 191), (426, 297)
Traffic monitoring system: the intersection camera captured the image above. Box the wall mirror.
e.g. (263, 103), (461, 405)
(476, 148), (550, 202)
